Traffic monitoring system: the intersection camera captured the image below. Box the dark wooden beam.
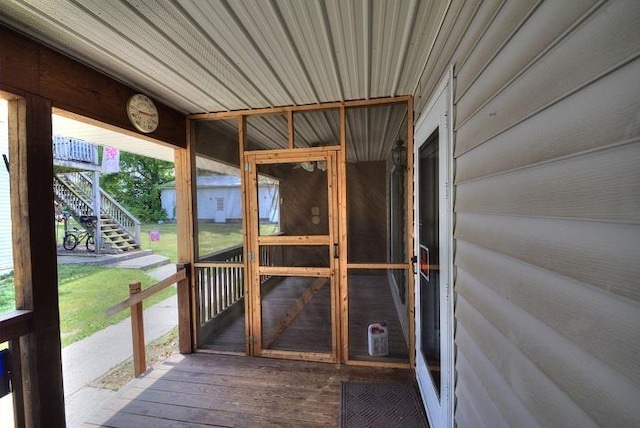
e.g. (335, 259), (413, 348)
(0, 24), (186, 148)
(9, 94), (65, 427)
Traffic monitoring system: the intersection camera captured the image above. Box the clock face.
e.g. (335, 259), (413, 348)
(126, 94), (159, 133)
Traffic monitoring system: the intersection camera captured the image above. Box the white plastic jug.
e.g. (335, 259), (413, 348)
(367, 322), (389, 356)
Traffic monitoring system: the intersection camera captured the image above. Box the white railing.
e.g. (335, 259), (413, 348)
(195, 242), (284, 326)
(54, 173), (141, 245)
(52, 135), (99, 165)
(70, 173), (141, 243)
(53, 176), (92, 216)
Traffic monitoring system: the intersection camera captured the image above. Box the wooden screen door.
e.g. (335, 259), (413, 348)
(245, 148), (340, 363)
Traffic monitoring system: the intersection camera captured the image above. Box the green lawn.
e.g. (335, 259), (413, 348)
(57, 265), (176, 347)
(1, 221), (277, 347)
(140, 221), (278, 261)
(1, 265), (176, 347)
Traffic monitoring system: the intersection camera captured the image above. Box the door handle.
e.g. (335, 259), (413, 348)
(411, 255), (418, 274)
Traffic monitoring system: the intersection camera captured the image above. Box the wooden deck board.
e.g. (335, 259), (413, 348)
(200, 274), (409, 361)
(84, 353), (415, 427)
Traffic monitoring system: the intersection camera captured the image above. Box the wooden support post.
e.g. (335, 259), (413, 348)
(9, 95), (66, 426)
(176, 263), (193, 354)
(129, 281), (146, 377)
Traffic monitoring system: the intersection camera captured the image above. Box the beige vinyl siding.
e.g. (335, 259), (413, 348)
(415, 0), (640, 426)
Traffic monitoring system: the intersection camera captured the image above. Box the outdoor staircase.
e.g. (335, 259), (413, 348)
(53, 172), (141, 253)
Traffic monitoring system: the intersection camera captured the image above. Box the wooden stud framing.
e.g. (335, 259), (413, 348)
(406, 97), (415, 367)
(346, 263), (410, 270)
(328, 151), (340, 362)
(192, 96), (415, 368)
(250, 146), (334, 162)
(258, 267), (331, 277)
(287, 110), (294, 149)
(338, 105), (349, 363)
(239, 115), (252, 356)
(175, 121), (196, 353)
(258, 235), (330, 246)
(194, 262), (245, 269)
(246, 153), (262, 355)
(187, 95), (412, 120)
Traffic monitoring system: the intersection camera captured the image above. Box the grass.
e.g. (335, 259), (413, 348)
(0, 272), (15, 313)
(1, 221), (277, 347)
(57, 264), (176, 347)
(140, 221), (278, 262)
(1, 266), (175, 347)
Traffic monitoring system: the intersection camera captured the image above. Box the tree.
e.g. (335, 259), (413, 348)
(100, 152), (173, 222)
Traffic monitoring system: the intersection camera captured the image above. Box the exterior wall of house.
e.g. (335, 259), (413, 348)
(415, 1), (640, 426)
(163, 185), (278, 222)
(0, 100), (12, 274)
(197, 187), (242, 221)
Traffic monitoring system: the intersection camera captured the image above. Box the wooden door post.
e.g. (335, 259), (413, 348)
(129, 281), (146, 376)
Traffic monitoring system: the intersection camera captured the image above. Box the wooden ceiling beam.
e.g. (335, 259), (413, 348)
(187, 95), (412, 120)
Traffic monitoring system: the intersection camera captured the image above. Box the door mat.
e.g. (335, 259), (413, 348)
(340, 381), (429, 427)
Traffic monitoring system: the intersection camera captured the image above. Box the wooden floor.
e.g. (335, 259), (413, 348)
(201, 274), (409, 362)
(84, 352), (416, 427)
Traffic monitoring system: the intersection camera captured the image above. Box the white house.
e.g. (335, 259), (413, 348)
(161, 174), (279, 223)
(0, 100), (12, 274)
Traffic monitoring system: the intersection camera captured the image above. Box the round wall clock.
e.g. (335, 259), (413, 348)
(126, 93), (159, 133)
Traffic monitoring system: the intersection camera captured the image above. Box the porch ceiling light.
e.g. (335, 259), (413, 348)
(392, 139), (406, 168)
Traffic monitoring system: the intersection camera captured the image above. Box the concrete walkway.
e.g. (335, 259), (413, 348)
(63, 263), (178, 427)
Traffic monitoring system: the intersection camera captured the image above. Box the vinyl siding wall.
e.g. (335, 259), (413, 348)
(0, 100), (12, 274)
(414, 1), (640, 426)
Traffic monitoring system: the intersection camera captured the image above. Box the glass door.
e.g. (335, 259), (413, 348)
(246, 149), (339, 362)
(413, 78), (454, 427)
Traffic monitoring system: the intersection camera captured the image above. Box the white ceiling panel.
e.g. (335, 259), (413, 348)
(0, 0), (446, 113)
(0, 0), (447, 162)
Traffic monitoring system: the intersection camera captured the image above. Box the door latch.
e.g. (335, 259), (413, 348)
(411, 255), (418, 274)
(334, 243), (339, 259)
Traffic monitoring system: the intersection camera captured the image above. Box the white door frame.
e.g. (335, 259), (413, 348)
(413, 67), (454, 428)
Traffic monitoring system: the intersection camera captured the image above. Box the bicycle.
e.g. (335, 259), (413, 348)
(63, 215), (97, 252)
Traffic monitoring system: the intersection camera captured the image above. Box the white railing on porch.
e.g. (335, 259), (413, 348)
(52, 135), (99, 165)
(194, 243), (283, 327)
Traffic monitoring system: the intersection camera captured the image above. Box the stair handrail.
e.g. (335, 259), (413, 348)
(75, 172), (142, 244)
(53, 176), (93, 216)
(55, 173), (141, 246)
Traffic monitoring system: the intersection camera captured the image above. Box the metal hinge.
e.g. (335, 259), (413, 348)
(247, 251), (254, 262)
(245, 162), (250, 171)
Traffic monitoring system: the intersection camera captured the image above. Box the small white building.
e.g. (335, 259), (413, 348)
(161, 174), (279, 223)
(0, 100), (12, 274)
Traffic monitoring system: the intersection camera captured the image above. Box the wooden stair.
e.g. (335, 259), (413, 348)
(54, 173), (141, 253)
(100, 214), (140, 252)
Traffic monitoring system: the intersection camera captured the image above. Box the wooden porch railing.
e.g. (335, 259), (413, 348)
(194, 243), (284, 328)
(105, 264), (190, 377)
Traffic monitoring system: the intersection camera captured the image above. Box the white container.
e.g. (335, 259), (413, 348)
(367, 322), (389, 356)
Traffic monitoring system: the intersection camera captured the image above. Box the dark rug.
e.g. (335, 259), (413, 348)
(340, 381), (429, 427)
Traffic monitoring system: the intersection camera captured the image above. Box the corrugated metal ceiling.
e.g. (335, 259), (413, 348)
(0, 0), (448, 161)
